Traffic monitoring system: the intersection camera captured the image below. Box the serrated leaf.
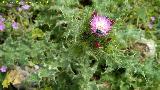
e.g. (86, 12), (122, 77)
(32, 28), (45, 39)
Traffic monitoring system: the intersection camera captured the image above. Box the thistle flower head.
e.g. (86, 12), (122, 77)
(90, 11), (114, 36)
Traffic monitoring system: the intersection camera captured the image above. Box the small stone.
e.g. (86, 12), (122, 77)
(34, 65), (39, 70)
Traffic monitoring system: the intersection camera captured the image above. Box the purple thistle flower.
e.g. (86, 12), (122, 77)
(90, 11), (114, 36)
(12, 21), (19, 29)
(21, 4), (30, 10)
(0, 66), (7, 72)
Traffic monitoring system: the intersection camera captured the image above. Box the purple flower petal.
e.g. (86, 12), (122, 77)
(22, 5), (30, 10)
(12, 21), (19, 29)
(0, 21), (5, 31)
(0, 66), (7, 72)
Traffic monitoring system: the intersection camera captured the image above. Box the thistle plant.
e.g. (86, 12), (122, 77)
(0, 0), (160, 90)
